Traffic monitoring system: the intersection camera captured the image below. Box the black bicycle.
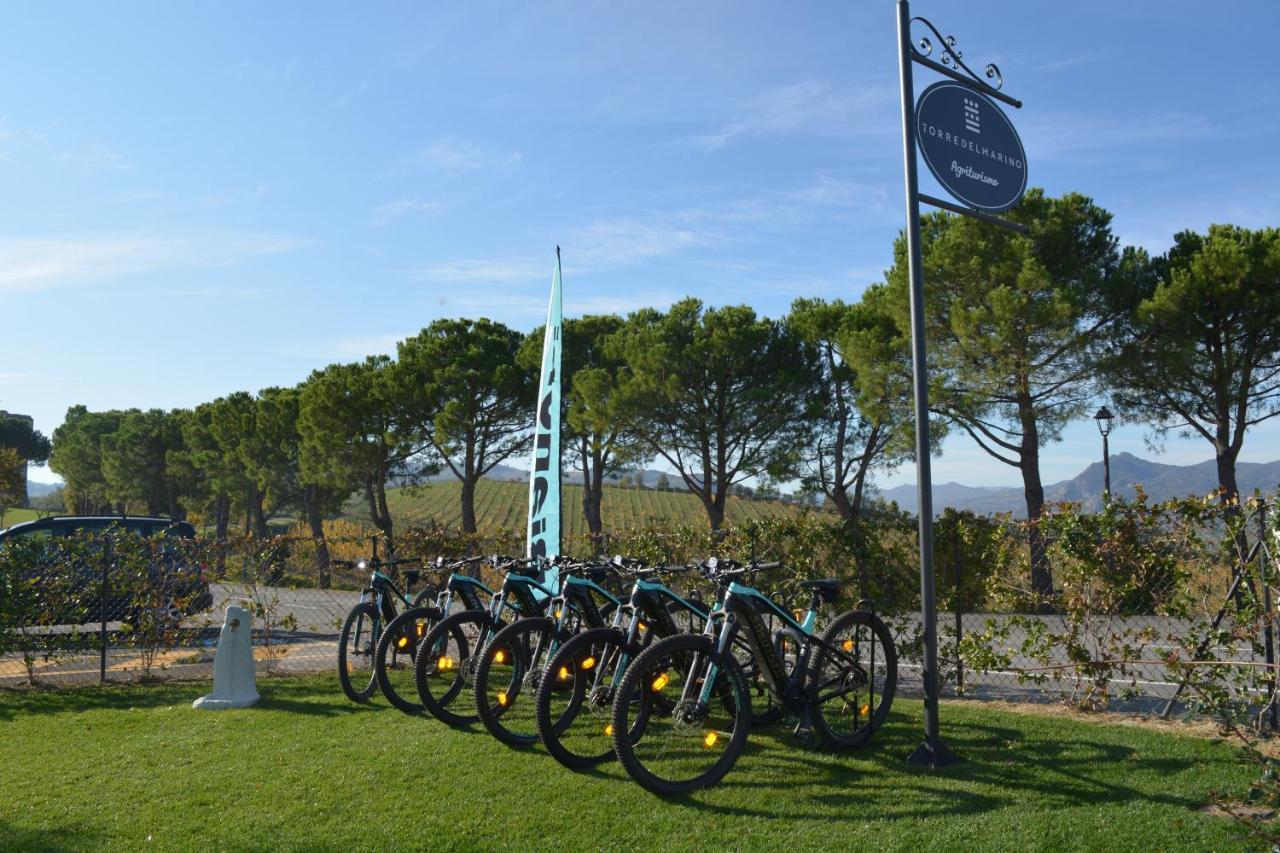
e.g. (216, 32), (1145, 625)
(534, 558), (712, 769)
(536, 556), (801, 771)
(336, 549), (432, 704)
(611, 558), (896, 795)
(472, 558), (622, 747)
(413, 555), (550, 726)
(373, 555), (492, 713)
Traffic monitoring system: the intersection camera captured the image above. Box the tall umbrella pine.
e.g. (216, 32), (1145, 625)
(608, 299), (817, 533)
(298, 357), (423, 558)
(787, 294), (918, 523)
(1106, 225), (1280, 506)
(882, 190), (1126, 601)
(395, 319), (534, 536)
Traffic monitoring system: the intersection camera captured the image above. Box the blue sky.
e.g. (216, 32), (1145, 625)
(2, 1), (1277, 489)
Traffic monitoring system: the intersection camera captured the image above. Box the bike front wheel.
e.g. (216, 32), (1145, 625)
(375, 605), (442, 714)
(415, 609), (491, 726)
(338, 603), (380, 703)
(475, 617), (562, 747)
(611, 633), (752, 796)
(536, 627), (637, 770)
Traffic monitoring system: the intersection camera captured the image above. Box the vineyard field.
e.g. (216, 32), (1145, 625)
(345, 479), (824, 535)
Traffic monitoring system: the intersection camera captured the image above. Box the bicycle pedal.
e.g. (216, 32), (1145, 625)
(791, 724), (819, 749)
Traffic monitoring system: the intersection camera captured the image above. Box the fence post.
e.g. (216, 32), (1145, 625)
(100, 534), (110, 684)
(1260, 499), (1277, 732)
(952, 533), (963, 695)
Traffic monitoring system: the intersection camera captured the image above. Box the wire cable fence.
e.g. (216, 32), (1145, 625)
(1, 496), (1276, 727)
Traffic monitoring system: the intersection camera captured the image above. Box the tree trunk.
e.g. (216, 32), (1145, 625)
(460, 478), (477, 535)
(303, 486), (332, 590)
(1215, 445), (1241, 505)
(377, 478), (394, 560)
(251, 489), (269, 540)
(583, 447), (605, 552)
(1018, 397), (1053, 603)
(828, 485), (854, 523)
(704, 485), (726, 535)
(213, 493), (230, 575)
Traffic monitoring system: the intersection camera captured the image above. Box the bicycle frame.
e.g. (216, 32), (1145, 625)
(692, 581), (836, 714)
(576, 575), (714, 698)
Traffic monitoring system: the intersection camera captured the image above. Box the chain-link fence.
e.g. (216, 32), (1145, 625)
(2, 497), (1277, 726)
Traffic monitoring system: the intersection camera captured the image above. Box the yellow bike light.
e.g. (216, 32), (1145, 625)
(580, 656), (596, 671)
(702, 731), (719, 748)
(650, 672), (669, 692)
(558, 666), (570, 682)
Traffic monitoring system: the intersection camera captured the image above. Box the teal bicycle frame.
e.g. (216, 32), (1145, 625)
(695, 580), (819, 710)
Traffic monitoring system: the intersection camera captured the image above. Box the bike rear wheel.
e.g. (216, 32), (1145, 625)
(611, 633), (751, 796)
(415, 609), (490, 726)
(375, 606), (442, 714)
(338, 603), (380, 703)
(807, 609), (896, 748)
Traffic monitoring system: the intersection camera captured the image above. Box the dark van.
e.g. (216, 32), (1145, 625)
(0, 516), (214, 625)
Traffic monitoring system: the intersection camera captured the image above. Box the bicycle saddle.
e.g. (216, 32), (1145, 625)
(799, 578), (841, 600)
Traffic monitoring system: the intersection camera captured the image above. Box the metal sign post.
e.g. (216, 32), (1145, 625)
(895, 0), (1028, 768)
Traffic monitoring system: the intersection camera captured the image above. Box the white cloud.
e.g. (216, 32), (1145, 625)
(54, 144), (132, 172)
(690, 80), (896, 151)
(224, 58), (301, 82)
(572, 218), (703, 269)
(1035, 49), (1104, 73)
(416, 257), (546, 284)
(1020, 112), (1212, 159)
(400, 139), (522, 176)
(0, 232), (306, 293)
(371, 197), (439, 225)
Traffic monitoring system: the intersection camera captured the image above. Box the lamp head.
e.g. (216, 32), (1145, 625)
(1094, 406), (1114, 437)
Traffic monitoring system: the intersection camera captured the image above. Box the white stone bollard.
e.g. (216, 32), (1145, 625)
(193, 604), (259, 710)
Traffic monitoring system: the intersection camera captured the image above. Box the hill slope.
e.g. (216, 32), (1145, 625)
(880, 452), (1280, 517)
(346, 480), (821, 534)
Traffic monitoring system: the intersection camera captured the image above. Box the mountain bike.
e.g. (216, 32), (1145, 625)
(472, 558), (622, 747)
(610, 558), (896, 795)
(536, 557), (801, 771)
(373, 555), (490, 713)
(336, 551), (431, 703)
(413, 555), (551, 726)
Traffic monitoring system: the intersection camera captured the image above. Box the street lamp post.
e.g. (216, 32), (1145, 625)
(1094, 406), (1114, 502)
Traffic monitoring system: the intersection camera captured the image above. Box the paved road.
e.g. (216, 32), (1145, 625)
(8, 582), (1274, 714)
(889, 609), (1274, 710)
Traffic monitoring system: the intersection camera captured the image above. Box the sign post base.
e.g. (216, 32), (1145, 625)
(907, 738), (962, 769)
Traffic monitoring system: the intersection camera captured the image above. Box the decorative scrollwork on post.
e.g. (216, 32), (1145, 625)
(910, 16), (1003, 92)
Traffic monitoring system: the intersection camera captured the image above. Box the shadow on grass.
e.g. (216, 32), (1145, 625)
(0, 818), (104, 852)
(674, 709), (1229, 820)
(0, 675), (370, 720)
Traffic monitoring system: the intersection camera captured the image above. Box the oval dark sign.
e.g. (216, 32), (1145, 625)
(916, 81), (1027, 212)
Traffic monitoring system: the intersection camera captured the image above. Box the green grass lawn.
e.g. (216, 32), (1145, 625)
(0, 506), (40, 529)
(0, 677), (1257, 852)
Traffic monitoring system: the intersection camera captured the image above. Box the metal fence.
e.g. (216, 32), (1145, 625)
(2, 504), (1277, 726)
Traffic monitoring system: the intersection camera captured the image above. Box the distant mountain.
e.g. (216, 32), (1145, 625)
(879, 453), (1280, 517)
(26, 481), (61, 498)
